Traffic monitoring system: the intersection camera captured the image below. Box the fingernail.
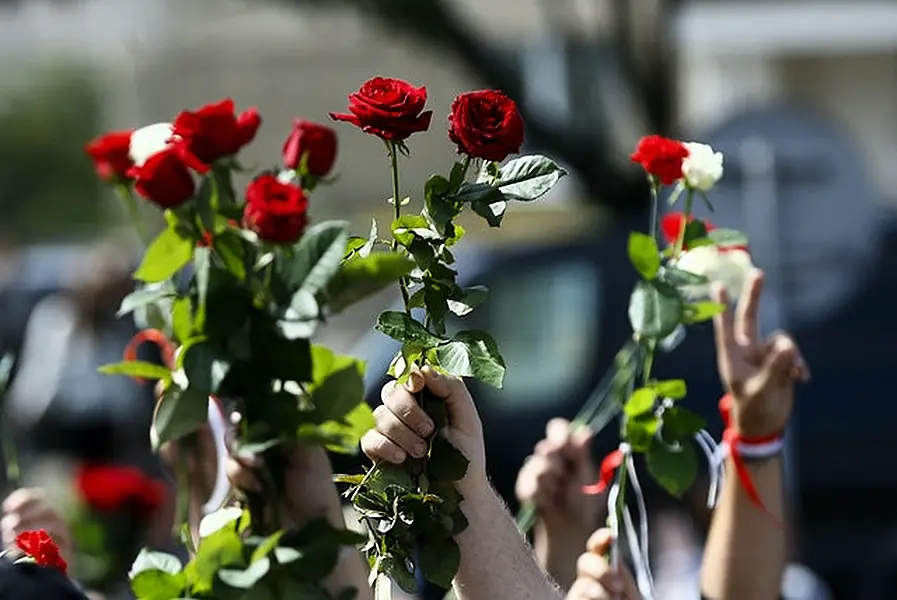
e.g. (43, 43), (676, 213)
(412, 441), (428, 458)
(417, 420), (434, 437)
(406, 371), (423, 391)
(393, 448), (407, 463)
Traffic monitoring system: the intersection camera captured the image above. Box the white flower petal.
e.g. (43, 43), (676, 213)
(130, 122), (175, 167)
(681, 142), (724, 192)
(674, 246), (753, 300)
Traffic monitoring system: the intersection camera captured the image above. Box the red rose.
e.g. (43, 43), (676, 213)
(172, 98), (261, 172)
(84, 130), (134, 182)
(16, 530), (68, 575)
(76, 464), (166, 516)
(329, 77), (432, 141)
(448, 90), (524, 162)
(630, 135), (689, 185)
(128, 146), (195, 209)
(283, 119), (338, 177)
(243, 175), (309, 244)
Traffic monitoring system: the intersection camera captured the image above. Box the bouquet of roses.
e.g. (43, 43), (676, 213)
(85, 75), (566, 598)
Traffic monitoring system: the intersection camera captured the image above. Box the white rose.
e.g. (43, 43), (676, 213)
(129, 122), (175, 167)
(674, 245), (753, 300)
(681, 142), (723, 192)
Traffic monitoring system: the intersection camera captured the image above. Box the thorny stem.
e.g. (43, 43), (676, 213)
(388, 142), (412, 314)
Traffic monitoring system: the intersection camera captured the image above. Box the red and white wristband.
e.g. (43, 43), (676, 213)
(718, 394), (785, 525)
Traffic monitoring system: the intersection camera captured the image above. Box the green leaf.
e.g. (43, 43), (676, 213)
(436, 330), (506, 388)
(360, 218), (379, 258)
(708, 228), (748, 248)
(625, 414), (659, 453)
(449, 160), (468, 191)
(152, 385), (209, 449)
(345, 236), (367, 259)
(212, 229), (247, 281)
(489, 155), (566, 201)
(381, 555), (418, 594)
(171, 297), (193, 343)
(131, 570), (185, 600)
(198, 507), (245, 538)
(683, 301), (727, 324)
(191, 527), (245, 592)
(660, 267), (708, 287)
(309, 345), (365, 423)
(646, 438), (698, 498)
(624, 387), (657, 418)
(662, 407), (706, 441)
(391, 215), (440, 247)
(134, 226), (194, 283)
(446, 285), (488, 317)
(217, 558), (271, 589)
(425, 174), (460, 236)
(285, 221), (349, 295)
(628, 280), (684, 339)
(323, 253), (415, 314)
(682, 219), (709, 248)
(375, 311), (445, 348)
(98, 361), (170, 382)
(419, 537), (460, 589)
(182, 342), (230, 395)
(318, 402), (375, 454)
(428, 436), (469, 482)
(279, 288), (320, 340)
(368, 463), (414, 495)
(129, 548), (183, 578)
(628, 232), (661, 280)
(652, 379), (687, 400)
(117, 284), (176, 318)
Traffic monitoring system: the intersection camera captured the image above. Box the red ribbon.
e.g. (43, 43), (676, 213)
(583, 448), (624, 495)
(719, 394), (783, 526)
(124, 329), (176, 385)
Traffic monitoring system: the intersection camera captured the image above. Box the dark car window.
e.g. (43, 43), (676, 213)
(451, 256), (603, 417)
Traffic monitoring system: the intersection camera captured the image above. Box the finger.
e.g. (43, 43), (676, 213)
(711, 282), (736, 358)
(545, 418), (572, 448)
(372, 405), (429, 458)
(753, 333), (798, 393)
(225, 457), (263, 492)
(381, 382), (435, 438)
(586, 528), (614, 554)
(360, 430), (407, 464)
(576, 552), (625, 595)
(516, 456), (563, 500)
(735, 268), (764, 347)
(567, 578), (611, 600)
(421, 367), (481, 433)
(2, 488), (45, 515)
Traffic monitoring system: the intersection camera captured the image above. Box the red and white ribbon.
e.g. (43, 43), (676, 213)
(124, 329), (231, 515)
(714, 394), (784, 524)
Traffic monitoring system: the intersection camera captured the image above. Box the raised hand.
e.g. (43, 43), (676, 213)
(515, 418), (599, 532)
(712, 269), (810, 437)
(566, 528), (641, 600)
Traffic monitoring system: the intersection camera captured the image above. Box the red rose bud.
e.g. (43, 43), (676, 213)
(243, 175), (309, 244)
(630, 135), (690, 185)
(661, 212), (717, 249)
(84, 130), (134, 182)
(128, 146), (195, 209)
(283, 119), (338, 177)
(448, 90), (524, 162)
(15, 530), (68, 575)
(330, 77), (432, 141)
(76, 463), (166, 516)
(172, 98), (261, 172)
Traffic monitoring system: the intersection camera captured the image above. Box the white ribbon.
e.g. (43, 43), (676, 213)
(694, 429), (725, 508)
(203, 399), (232, 515)
(607, 444), (657, 600)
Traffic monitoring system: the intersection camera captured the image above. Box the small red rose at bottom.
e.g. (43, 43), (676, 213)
(15, 530), (68, 575)
(243, 175), (310, 244)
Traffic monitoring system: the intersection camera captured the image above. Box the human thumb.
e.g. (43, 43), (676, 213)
(421, 366), (481, 435)
(754, 334), (797, 395)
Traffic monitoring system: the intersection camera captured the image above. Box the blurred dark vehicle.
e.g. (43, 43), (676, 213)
(340, 213), (897, 600)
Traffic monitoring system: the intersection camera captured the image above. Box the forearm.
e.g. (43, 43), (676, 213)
(533, 522), (590, 591)
(454, 477), (564, 600)
(700, 456), (786, 600)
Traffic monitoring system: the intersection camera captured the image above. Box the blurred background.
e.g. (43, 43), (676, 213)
(1, 0), (897, 598)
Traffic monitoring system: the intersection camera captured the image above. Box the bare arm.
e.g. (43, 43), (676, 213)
(700, 456), (785, 600)
(454, 475), (564, 600)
